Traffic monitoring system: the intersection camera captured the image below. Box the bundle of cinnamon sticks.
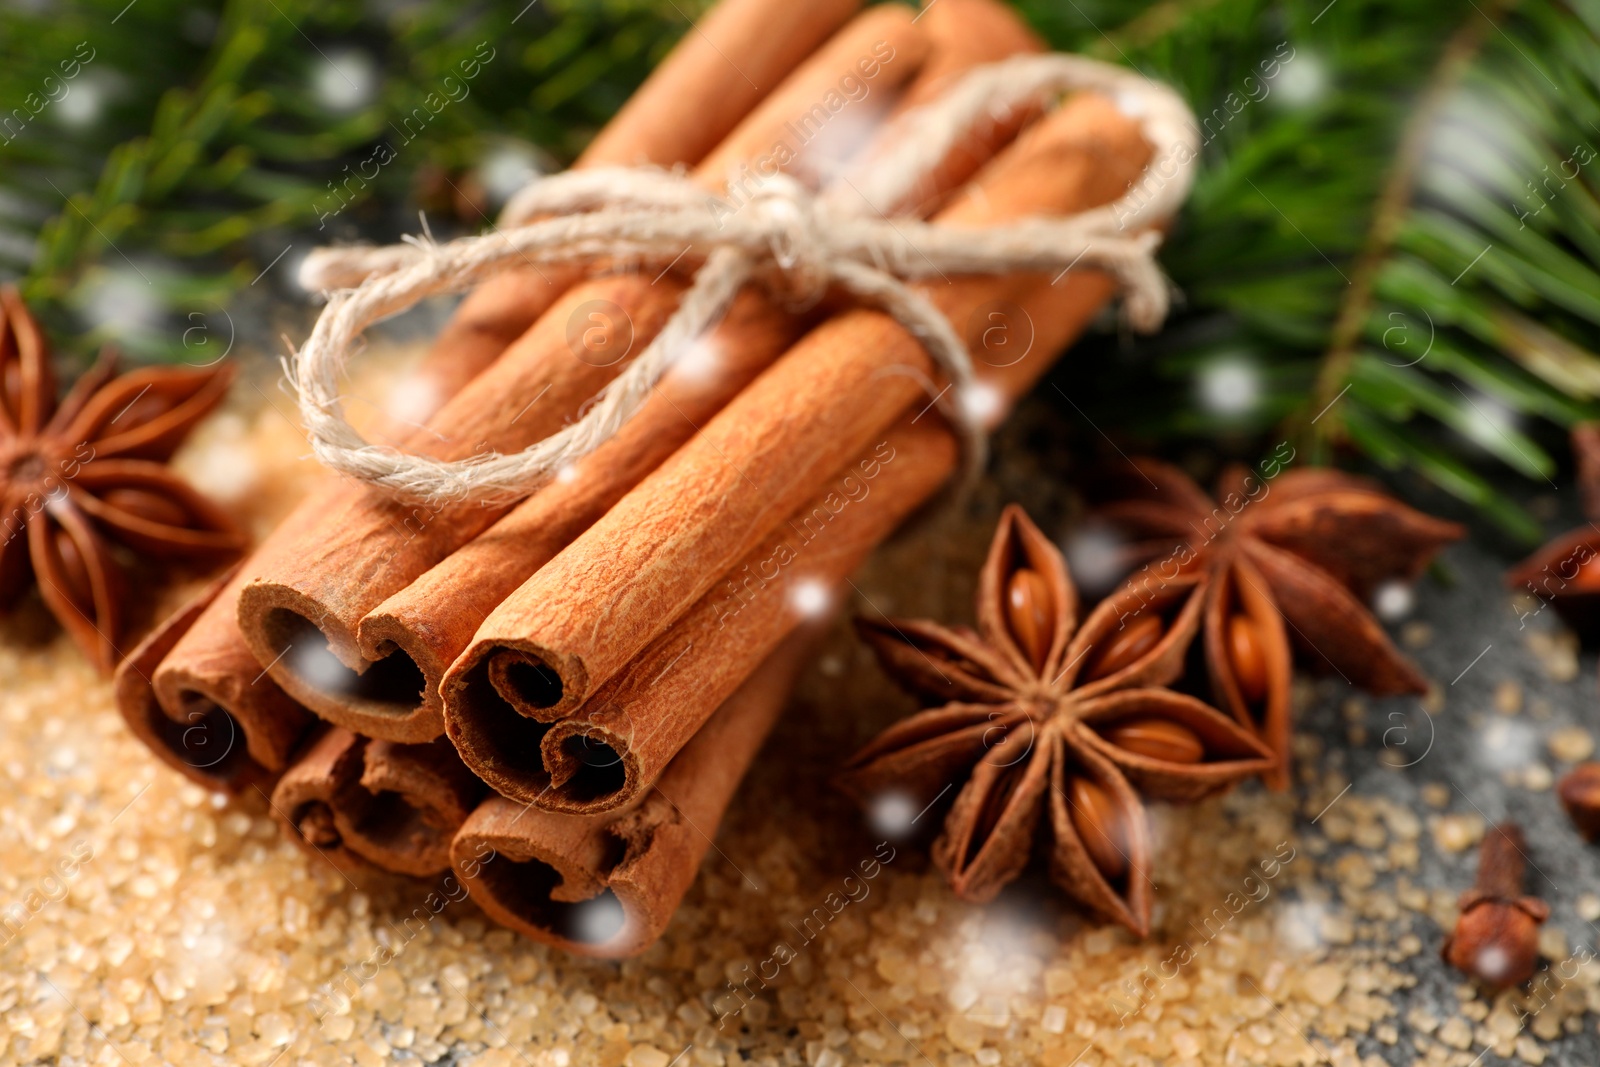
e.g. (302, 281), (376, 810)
(117, 0), (1177, 958)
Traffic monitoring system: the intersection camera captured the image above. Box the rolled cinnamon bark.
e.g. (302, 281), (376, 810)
(116, 565), (290, 792)
(116, 0), (843, 791)
(270, 726), (483, 876)
(450, 627), (819, 958)
(359, 0), (1044, 742)
(861, 0), (1047, 218)
(237, 5), (928, 738)
(343, 0), (870, 393)
(450, 89), (1157, 727)
(446, 419), (953, 808)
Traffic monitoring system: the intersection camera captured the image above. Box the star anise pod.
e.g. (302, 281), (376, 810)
(839, 506), (1274, 935)
(0, 287), (243, 670)
(1506, 423), (1600, 636)
(1093, 457), (1462, 788)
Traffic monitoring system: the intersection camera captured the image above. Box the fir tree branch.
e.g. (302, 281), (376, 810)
(1093, 0), (1230, 55)
(1306, 0), (1511, 453)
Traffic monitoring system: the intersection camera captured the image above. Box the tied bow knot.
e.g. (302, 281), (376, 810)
(290, 53), (1200, 507)
(739, 173), (833, 308)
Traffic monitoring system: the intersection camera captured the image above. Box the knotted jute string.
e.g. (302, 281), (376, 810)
(293, 54), (1199, 507)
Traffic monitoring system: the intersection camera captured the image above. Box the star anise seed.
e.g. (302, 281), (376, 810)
(1103, 718), (1204, 763)
(1006, 568), (1053, 671)
(1228, 614), (1268, 705)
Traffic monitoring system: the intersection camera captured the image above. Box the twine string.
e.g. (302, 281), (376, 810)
(292, 53), (1200, 506)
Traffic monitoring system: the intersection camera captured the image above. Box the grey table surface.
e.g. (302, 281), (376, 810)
(1291, 530), (1600, 1066)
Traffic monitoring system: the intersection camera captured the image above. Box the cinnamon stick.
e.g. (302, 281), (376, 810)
(116, 565), (289, 791)
(236, 5), (928, 738)
(116, 0), (840, 790)
(450, 627), (819, 958)
(861, 0), (1047, 219)
(392, 0), (871, 407)
(270, 726), (483, 876)
(449, 90), (1156, 728)
(360, 0), (1044, 742)
(446, 419), (953, 807)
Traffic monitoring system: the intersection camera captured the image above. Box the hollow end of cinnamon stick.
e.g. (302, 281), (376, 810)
(272, 726), (483, 877)
(273, 727), (370, 874)
(151, 670), (305, 786)
(347, 737), (485, 876)
(452, 629), (823, 957)
(117, 567), (300, 793)
(348, 612), (455, 739)
(443, 632), (691, 810)
(439, 656), (557, 802)
(539, 712), (644, 813)
(451, 799), (639, 957)
(119, 672), (275, 793)
(452, 783), (744, 959)
(489, 419), (957, 819)
(241, 592), (434, 743)
(484, 645), (586, 720)
(440, 646), (657, 814)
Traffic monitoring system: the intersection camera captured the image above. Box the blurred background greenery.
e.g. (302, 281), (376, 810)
(0, 0), (706, 347)
(2, 0), (1599, 541)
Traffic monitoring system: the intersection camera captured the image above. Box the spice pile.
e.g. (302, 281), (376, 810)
(106, 0), (1196, 959)
(7, 398), (1600, 1064)
(837, 460), (1463, 936)
(6, 0), (1600, 1062)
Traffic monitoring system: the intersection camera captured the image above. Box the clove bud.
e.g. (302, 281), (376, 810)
(1557, 762), (1600, 841)
(1440, 822), (1548, 990)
